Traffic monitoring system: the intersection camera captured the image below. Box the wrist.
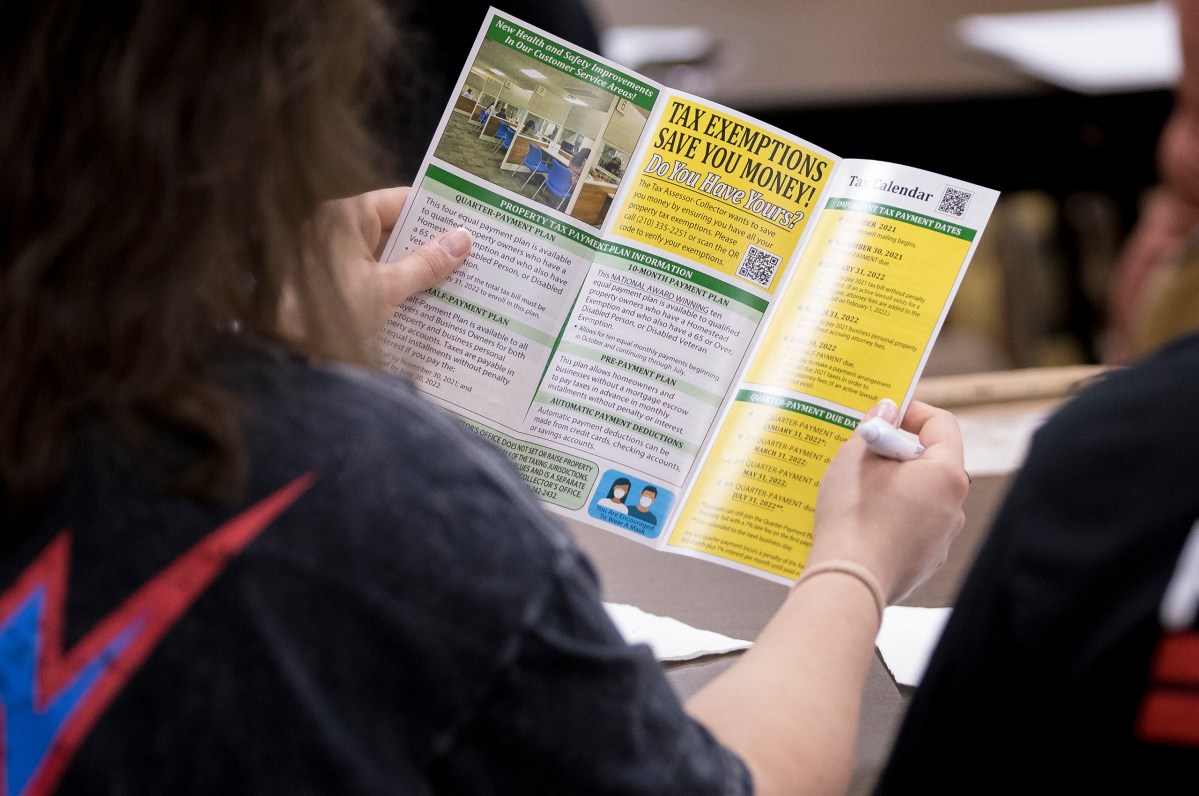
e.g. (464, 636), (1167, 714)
(793, 559), (886, 624)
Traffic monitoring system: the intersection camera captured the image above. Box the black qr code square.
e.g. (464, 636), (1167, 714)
(938, 186), (972, 217)
(736, 244), (781, 288)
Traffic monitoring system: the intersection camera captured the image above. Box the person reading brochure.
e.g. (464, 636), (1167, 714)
(0, 2), (967, 794)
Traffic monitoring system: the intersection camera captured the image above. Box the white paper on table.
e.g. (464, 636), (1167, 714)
(957, 407), (1054, 477)
(875, 606), (952, 687)
(603, 602), (753, 662)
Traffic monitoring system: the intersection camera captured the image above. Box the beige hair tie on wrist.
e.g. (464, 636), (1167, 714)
(794, 560), (887, 624)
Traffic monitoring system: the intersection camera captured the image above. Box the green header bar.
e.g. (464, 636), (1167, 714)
(425, 165), (766, 312)
(486, 15), (659, 112)
(534, 391), (697, 454)
(734, 389), (857, 429)
(826, 197), (978, 242)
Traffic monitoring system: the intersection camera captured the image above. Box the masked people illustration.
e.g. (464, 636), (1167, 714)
(630, 485), (659, 526)
(596, 478), (632, 514)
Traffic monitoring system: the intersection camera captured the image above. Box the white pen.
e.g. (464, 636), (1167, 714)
(857, 416), (925, 461)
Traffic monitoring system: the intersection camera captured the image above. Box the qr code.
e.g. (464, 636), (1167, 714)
(736, 244), (781, 288)
(938, 185), (972, 217)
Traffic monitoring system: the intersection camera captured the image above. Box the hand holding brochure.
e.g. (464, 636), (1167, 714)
(377, 8), (999, 586)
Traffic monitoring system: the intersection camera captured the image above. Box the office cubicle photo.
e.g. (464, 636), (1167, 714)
(432, 36), (650, 229)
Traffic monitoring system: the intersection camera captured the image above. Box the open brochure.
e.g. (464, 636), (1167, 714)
(377, 8), (1000, 586)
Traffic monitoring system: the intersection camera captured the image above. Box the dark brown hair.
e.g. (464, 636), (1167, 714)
(0, 1), (394, 516)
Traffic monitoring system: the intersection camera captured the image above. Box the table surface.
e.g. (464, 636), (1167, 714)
(559, 366), (1108, 791)
(564, 470), (1009, 792)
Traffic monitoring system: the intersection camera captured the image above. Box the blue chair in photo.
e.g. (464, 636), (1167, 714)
(537, 159), (574, 211)
(518, 145), (552, 193)
(474, 106), (490, 130)
(499, 124), (516, 157)
(491, 122), (514, 155)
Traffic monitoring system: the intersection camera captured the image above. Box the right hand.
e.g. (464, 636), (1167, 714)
(810, 399), (967, 603)
(316, 187), (473, 336)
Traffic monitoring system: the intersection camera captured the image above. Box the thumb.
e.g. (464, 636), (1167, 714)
(381, 227), (473, 306)
(862, 397), (899, 424)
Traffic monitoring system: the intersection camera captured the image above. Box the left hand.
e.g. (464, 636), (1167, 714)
(318, 187), (472, 335)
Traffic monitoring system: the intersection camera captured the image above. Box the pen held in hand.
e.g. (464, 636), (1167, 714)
(857, 416), (925, 461)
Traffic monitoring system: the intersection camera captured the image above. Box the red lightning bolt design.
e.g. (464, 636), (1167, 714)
(0, 472), (315, 795)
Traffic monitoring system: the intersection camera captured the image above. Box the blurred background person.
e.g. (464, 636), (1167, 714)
(874, 5), (1199, 791)
(1106, 0), (1199, 364)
